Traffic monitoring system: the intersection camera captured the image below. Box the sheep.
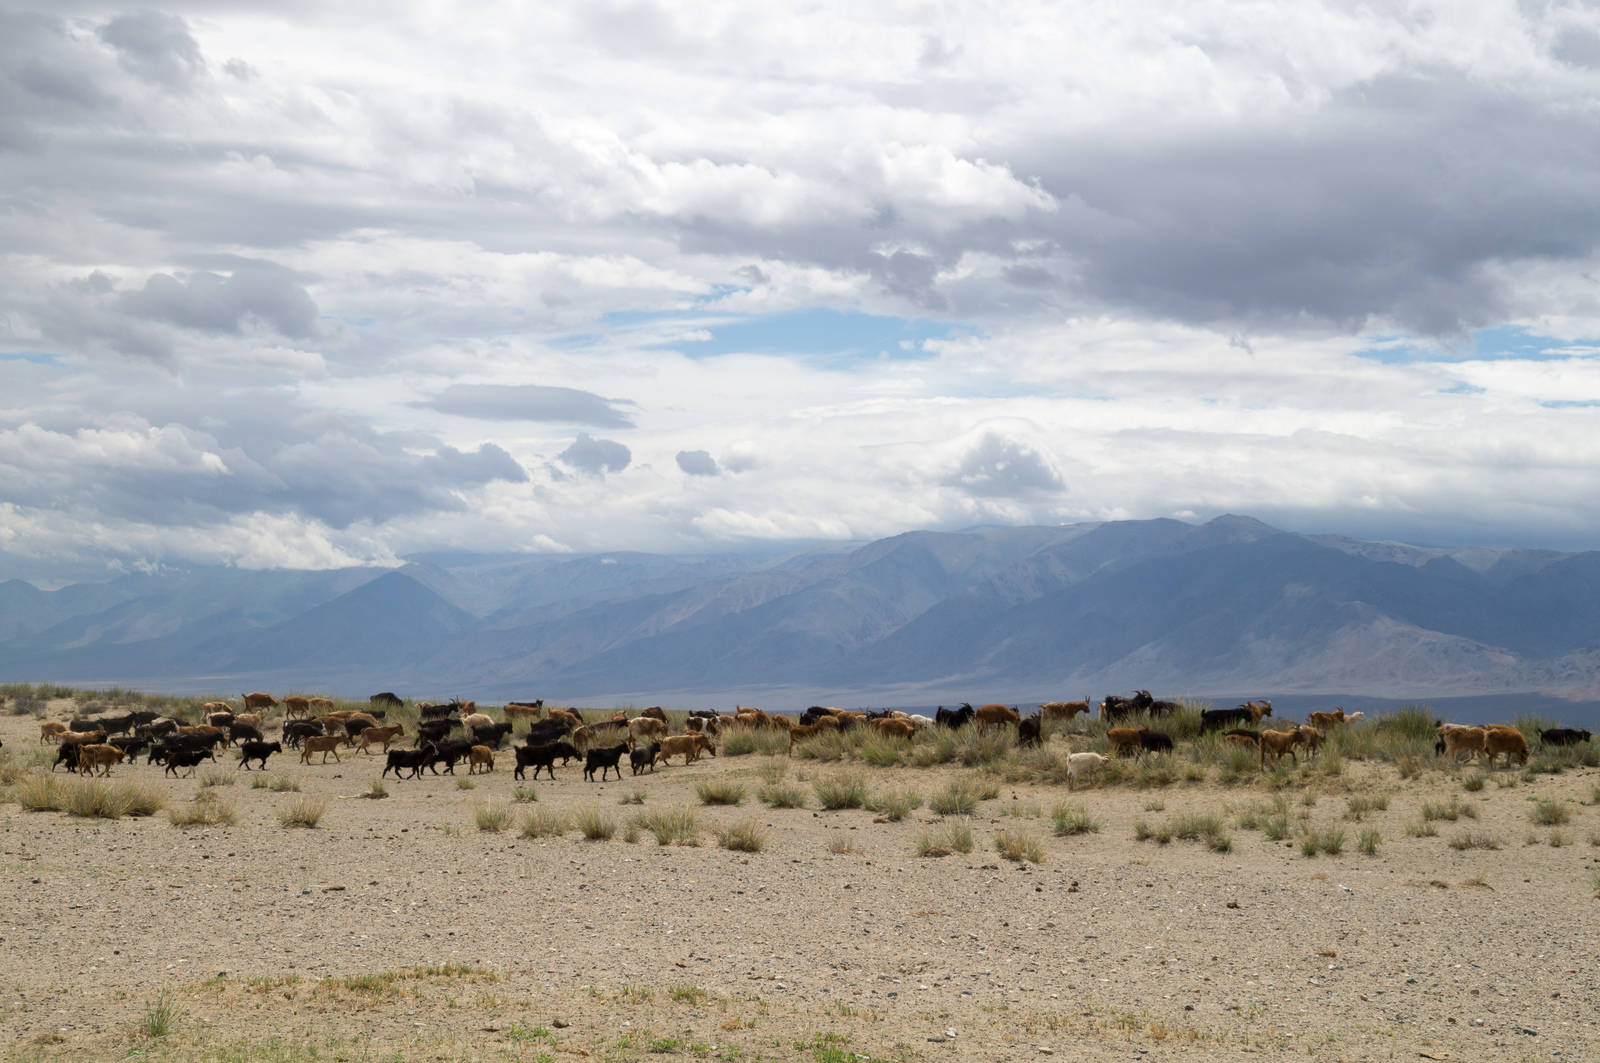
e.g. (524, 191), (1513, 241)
(357, 725), (406, 754)
(1040, 700), (1091, 722)
(628, 717), (668, 746)
(1066, 752), (1110, 789)
(237, 741), (283, 770)
(1258, 729), (1305, 768)
(300, 735), (345, 764)
(583, 743), (629, 782)
(468, 745), (496, 774)
(39, 721), (68, 744)
(631, 741), (660, 775)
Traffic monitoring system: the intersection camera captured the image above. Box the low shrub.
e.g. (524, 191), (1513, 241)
(170, 792), (238, 828)
(915, 819), (975, 857)
(871, 788), (921, 822)
(1448, 831), (1502, 851)
(15, 773), (66, 812)
(1050, 802), (1102, 836)
(1531, 797), (1571, 825)
(520, 808), (568, 838)
(575, 806), (617, 840)
(634, 806), (699, 846)
(995, 827), (1046, 863)
(250, 775), (299, 792)
(475, 803), (513, 833)
(928, 780), (979, 817)
(1358, 827), (1382, 855)
(759, 783), (806, 809)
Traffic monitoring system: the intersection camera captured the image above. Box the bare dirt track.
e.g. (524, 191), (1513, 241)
(1, 705), (1598, 1063)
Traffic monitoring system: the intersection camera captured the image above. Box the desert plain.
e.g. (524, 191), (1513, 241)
(0, 695), (1596, 1063)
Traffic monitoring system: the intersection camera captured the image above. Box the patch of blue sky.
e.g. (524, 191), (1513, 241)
(1355, 325), (1600, 364)
(0, 350), (62, 365)
(559, 307), (967, 364)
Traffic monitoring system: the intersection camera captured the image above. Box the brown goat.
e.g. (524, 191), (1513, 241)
(1258, 729), (1304, 767)
(975, 704), (1020, 730)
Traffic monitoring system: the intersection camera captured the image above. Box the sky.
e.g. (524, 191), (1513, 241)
(5, 1), (1600, 581)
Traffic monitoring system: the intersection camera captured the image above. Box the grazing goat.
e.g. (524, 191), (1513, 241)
(1541, 727), (1593, 747)
(300, 735), (345, 764)
(1138, 730), (1174, 754)
(1438, 724), (1487, 764)
(1017, 715), (1042, 747)
(786, 723), (825, 756)
(974, 704), (1020, 730)
(1258, 729), (1304, 767)
(237, 741), (283, 770)
(39, 720), (68, 743)
(357, 725), (406, 754)
(1223, 733), (1259, 751)
(631, 741), (660, 775)
(584, 743), (628, 782)
(1484, 727), (1529, 768)
(468, 745), (496, 774)
(871, 718), (916, 740)
(1066, 752), (1110, 789)
(1040, 700), (1090, 722)
(1106, 727), (1144, 756)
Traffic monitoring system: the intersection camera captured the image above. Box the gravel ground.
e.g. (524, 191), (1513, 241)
(2, 705), (1598, 1062)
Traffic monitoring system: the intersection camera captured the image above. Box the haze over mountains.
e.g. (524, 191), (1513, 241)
(5, 515), (1600, 710)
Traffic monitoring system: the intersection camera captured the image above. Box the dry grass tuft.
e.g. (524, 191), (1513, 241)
(169, 791), (238, 828)
(278, 795), (327, 829)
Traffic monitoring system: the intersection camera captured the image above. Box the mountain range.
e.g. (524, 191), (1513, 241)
(6, 515), (1600, 714)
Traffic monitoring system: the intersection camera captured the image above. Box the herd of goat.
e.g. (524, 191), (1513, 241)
(29, 689), (1597, 788)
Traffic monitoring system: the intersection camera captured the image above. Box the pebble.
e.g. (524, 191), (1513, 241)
(552, 1018), (570, 1029)
(927, 1035), (946, 1043)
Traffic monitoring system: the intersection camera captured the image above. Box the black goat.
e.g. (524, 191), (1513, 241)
(584, 742), (628, 782)
(383, 744), (436, 779)
(1017, 714), (1043, 747)
(630, 741), (660, 775)
(514, 741), (577, 781)
(237, 741), (282, 770)
(1201, 708), (1253, 730)
(935, 704), (975, 729)
(229, 722), (264, 746)
(1541, 727), (1593, 747)
(1138, 731), (1175, 754)
(164, 747), (214, 777)
(471, 721), (514, 748)
(281, 720), (325, 749)
(370, 691), (403, 708)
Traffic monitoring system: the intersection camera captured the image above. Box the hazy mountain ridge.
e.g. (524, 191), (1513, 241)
(2, 516), (1598, 705)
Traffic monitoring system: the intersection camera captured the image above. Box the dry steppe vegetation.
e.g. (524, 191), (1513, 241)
(0, 683), (1597, 1062)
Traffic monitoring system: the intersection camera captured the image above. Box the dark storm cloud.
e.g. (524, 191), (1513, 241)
(421, 384), (636, 427)
(558, 433), (631, 476)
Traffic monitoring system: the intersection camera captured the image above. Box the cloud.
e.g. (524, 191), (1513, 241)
(98, 11), (204, 89)
(676, 449), (718, 475)
(943, 433), (1064, 498)
(118, 264), (319, 340)
(558, 433), (632, 476)
(422, 384), (636, 427)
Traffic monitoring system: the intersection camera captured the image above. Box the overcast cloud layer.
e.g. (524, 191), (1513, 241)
(5, 1), (1600, 580)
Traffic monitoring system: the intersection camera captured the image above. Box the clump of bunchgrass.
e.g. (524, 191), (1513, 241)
(198, 767), (235, 788)
(871, 788), (921, 822)
(915, 819), (975, 857)
(15, 773), (66, 812)
(575, 806), (617, 840)
(474, 803), (513, 833)
(169, 791), (238, 828)
(1358, 827), (1382, 855)
(619, 789), (646, 805)
(694, 779), (747, 806)
(714, 819), (768, 853)
(141, 988), (183, 1038)
(251, 774), (299, 792)
(634, 806), (700, 846)
(1050, 802), (1102, 836)
(278, 795), (327, 829)
(512, 787), (538, 803)
(995, 827), (1046, 863)
(520, 808), (568, 838)
(759, 782), (806, 809)
(1448, 831), (1502, 851)
(1530, 797), (1571, 825)
(813, 772), (869, 810)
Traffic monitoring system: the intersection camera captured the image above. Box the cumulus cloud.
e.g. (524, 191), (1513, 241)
(98, 11), (204, 89)
(422, 384), (635, 427)
(119, 264), (319, 339)
(676, 449), (718, 476)
(942, 433), (1064, 498)
(558, 433), (632, 477)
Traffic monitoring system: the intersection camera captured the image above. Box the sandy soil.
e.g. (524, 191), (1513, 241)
(1, 704), (1598, 1063)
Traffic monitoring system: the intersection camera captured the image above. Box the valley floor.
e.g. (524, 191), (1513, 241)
(0, 708), (1596, 1063)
